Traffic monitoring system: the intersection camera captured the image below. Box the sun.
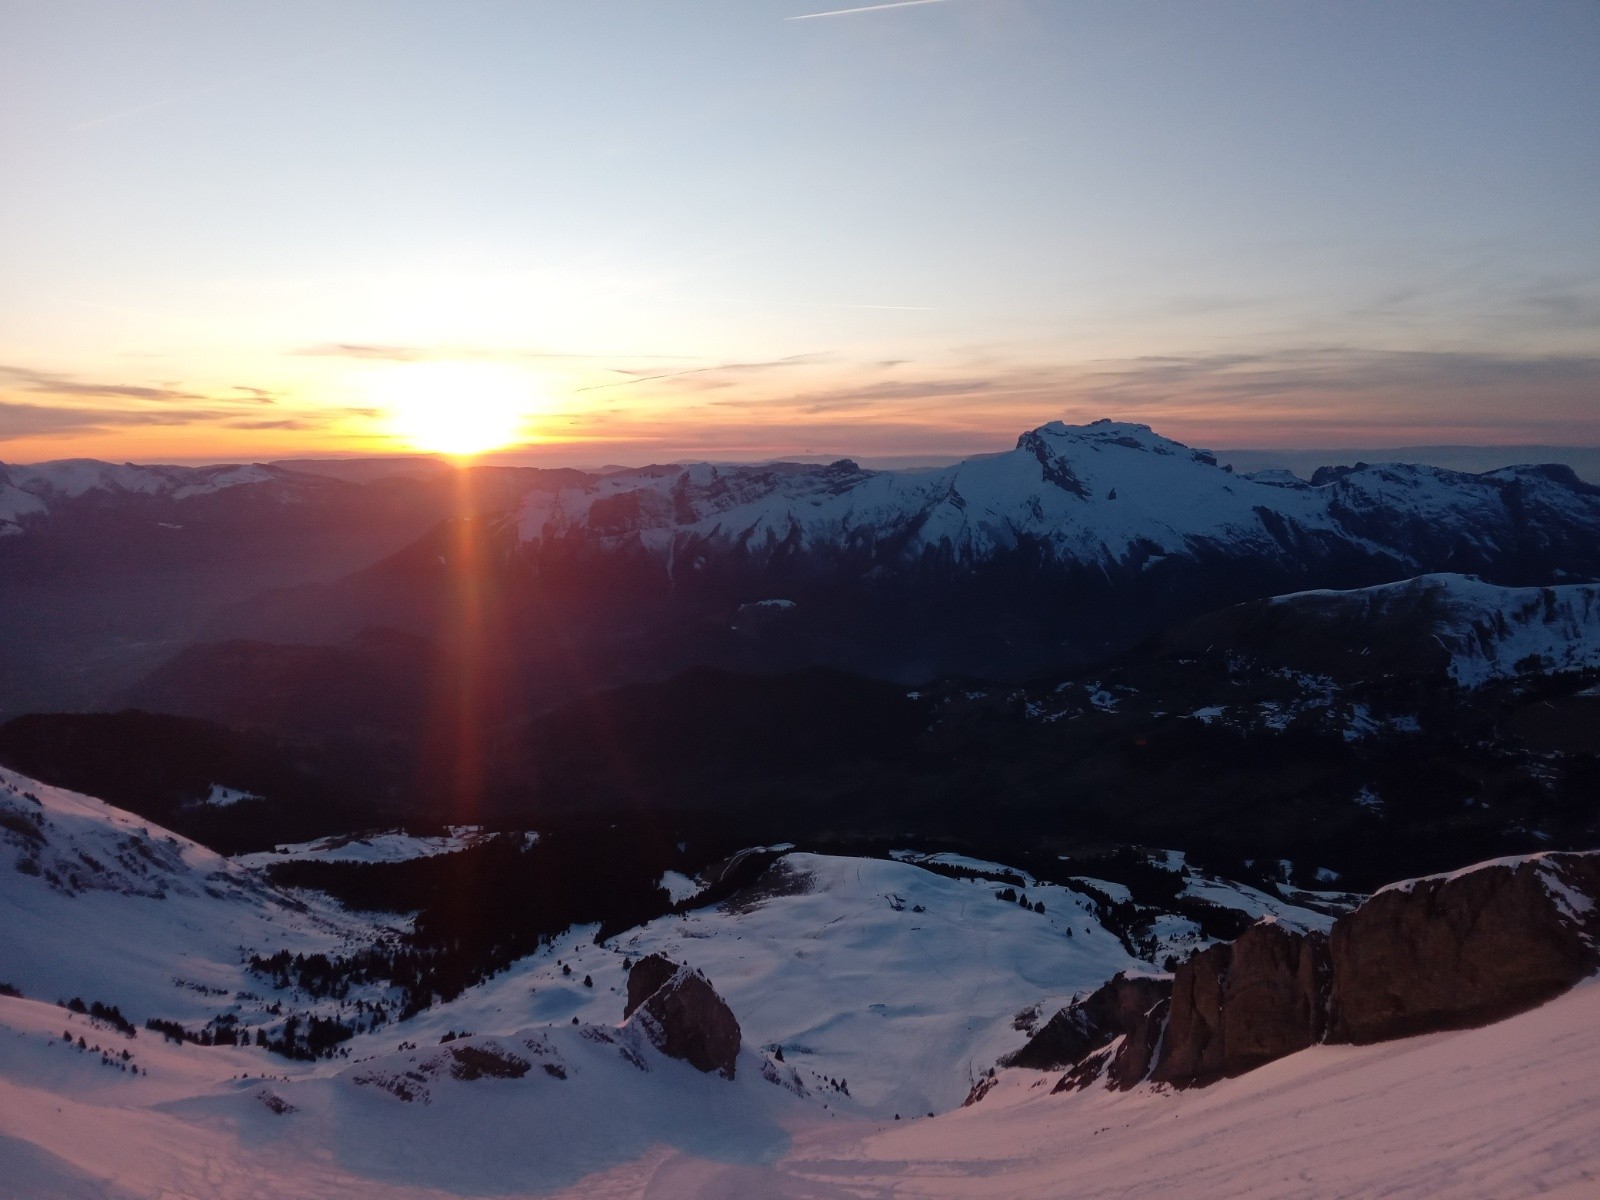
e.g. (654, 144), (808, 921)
(370, 361), (538, 457)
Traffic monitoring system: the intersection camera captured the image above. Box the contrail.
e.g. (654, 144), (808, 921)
(786, 0), (948, 20)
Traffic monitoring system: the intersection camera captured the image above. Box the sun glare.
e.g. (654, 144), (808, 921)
(371, 361), (538, 457)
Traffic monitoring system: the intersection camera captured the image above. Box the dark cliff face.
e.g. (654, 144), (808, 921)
(1328, 853), (1600, 1044)
(1154, 921), (1330, 1086)
(1004, 851), (1600, 1097)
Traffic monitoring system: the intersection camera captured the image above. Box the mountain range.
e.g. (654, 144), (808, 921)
(0, 429), (1593, 899)
(5, 419), (1596, 724)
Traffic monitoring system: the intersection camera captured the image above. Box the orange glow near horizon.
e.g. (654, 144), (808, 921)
(4, 349), (1599, 470)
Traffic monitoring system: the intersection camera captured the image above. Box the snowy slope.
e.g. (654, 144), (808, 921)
(0, 988), (816, 1199)
(892, 848), (1342, 963)
(0, 481), (46, 535)
(0, 766), (392, 1027)
(396, 850), (1342, 1120)
(3, 766), (1153, 1115)
(1, 769), (1146, 1119)
(382, 853), (1146, 1118)
(749, 977), (1600, 1200)
(1271, 574), (1600, 686)
(5, 764), (1341, 1126)
(0, 908), (1595, 1198)
(231, 826), (520, 869)
(512, 420), (1600, 577)
(1, 773), (1595, 1197)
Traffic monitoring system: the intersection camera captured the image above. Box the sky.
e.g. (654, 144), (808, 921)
(1, 0), (1597, 466)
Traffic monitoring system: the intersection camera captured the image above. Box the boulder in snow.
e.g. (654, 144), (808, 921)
(624, 956), (742, 1079)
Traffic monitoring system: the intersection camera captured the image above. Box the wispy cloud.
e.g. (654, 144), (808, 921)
(294, 342), (701, 363)
(295, 343), (428, 363)
(786, 0), (948, 20)
(576, 354), (830, 394)
(0, 364), (313, 445)
(0, 401), (244, 438)
(224, 417), (324, 431)
(673, 346), (1600, 447)
(1076, 347), (1600, 398)
(0, 365), (208, 403)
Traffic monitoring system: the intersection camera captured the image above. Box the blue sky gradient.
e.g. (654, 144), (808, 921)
(1, 0), (1596, 462)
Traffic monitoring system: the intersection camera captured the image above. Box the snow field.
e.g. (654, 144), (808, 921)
(0, 767), (398, 1030)
(2, 766), (1595, 1198)
(232, 826), (517, 869)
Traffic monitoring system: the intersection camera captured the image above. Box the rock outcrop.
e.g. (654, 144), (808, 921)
(623, 956), (742, 1079)
(1001, 850), (1600, 1098)
(1004, 971), (1171, 1091)
(623, 953), (679, 1019)
(1154, 919), (1329, 1085)
(1328, 852), (1600, 1044)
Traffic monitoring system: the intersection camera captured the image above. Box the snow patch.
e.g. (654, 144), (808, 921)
(232, 827), (510, 869)
(193, 784), (262, 809)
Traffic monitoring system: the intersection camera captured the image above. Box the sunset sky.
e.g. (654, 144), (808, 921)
(2, 0), (1596, 466)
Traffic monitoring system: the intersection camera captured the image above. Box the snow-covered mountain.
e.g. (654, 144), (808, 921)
(8, 420), (1598, 718)
(2, 459), (280, 502)
(0, 455), (598, 715)
(514, 419), (1600, 580)
(1271, 574), (1600, 686)
(0, 456), (575, 535)
(517, 421), (1307, 567)
(12, 423), (1595, 574)
(1143, 572), (1600, 688)
(0, 460), (286, 534)
(455, 419), (1600, 685)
